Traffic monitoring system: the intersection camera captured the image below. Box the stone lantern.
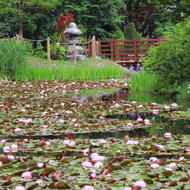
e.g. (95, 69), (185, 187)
(63, 22), (86, 61)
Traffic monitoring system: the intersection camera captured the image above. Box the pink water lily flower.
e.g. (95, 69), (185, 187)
(126, 123), (133, 127)
(178, 157), (185, 161)
(13, 186), (25, 190)
(91, 153), (105, 161)
(15, 128), (22, 131)
(58, 119), (64, 123)
(90, 173), (96, 178)
(123, 188), (131, 190)
(137, 118), (143, 122)
(171, 103), (178, 107)
(168, 162), (177, 167)
(82, 185), (94, 190)
(94, 161), (103, 168)
(21, 171), (32, 178)
(152, 109), (159, 114)
(127, 140), (139, 145)
(133, 180), (147, 187)
(164, 132), (172, 138)
(149, 157), (158, 162)
(11, 144), (18, 152)
(83, 148), (89, 156)
(155, 144), (164, 150)
(144, 119), (150, 124)
(36, 179), (44, 184)
(99, 139), (107, 144)
(3, 146), (10, 153)
(150, 163), (160, 168)
(37, 163), (44, 168)
(7, 155), (15, 159)
(164, 106), (170, 110)
(81, 160), (92, 167)
(19, 118), (32, 123)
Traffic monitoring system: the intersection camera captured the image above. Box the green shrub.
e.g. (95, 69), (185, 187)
(0, 39), (27, 80)
(142, 18), (190, 91)
(23, 40), (47, 59)
(50, 43), (67, 60)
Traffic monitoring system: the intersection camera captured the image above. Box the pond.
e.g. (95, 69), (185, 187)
(0, 79), (190, 189)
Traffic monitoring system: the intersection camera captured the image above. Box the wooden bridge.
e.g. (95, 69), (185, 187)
(87, 37), (167, 66)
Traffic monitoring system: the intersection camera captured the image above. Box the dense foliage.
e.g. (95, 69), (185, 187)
(0, 39), (27, 80)
(0, 0), (189, 40)
(142, 18), (190, 92)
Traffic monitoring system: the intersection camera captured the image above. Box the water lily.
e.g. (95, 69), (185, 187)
(94, 161), (103, 168)
(82, 185), (94, 190)
(7, 155), (15, 159)
(123, 188), (131, 190)
(81, 160), (92, 167)
(13, 186), (25, 190)
(155, 144), (164, 150)
(127, 140), (139, 145)
(21, 171), (32, 178)
(168, 162), (177, 167)
(36, 179), (43, 184)
(90, 173), (96, 178)
(144, 119), (150, 124)
(15, 128), (22, 131)
(99, 139), (107, 144)
(83, 148), (89, 155)
(133, 180), (147, 187)
(18, 118), (32, 123)
(137, 118), (143, 122)
(164, 106), (170, 110)
(91, 153), (105, 161)
(149, 157), (158, 162)
(152, 109), (159, 114)
(164, 132), (172, 138)
(126, 123), (133, 127)
(150, 163), (160, 168)
(37, 163), (44, 168)
(171, 103), (178, 107)
(3, 146), (10, 153)
(178, 157), (185, 161)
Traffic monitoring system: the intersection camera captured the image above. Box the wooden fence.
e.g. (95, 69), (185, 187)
(87, 37), (167, 65)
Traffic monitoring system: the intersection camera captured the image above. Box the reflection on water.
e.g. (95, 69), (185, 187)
(6, 128), (149, 140)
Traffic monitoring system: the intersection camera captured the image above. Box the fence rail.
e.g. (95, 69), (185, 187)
(87, 37), (167, 65)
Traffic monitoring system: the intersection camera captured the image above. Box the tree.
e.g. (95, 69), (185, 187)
(124, 22), (142, 39)
(143, 18), (190, 90)
(0, 0), (62, 37)
(120, 0), (190, 38)
(59, 0), (125, 39)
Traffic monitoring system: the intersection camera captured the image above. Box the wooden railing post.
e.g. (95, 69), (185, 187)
(134, 38), (138, 62)
(110, 38), (114, 60)
(47, 37), (51, 61)
(96, 41), (99, 57)
(92, 36), (96, 61)
(16, 34), (20, 42)
(73, 40), (77, 63)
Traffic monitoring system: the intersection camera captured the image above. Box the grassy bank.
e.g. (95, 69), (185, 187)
(15, 57), (125, 81)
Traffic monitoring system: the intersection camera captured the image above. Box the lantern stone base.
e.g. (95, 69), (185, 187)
(66, 55), (86, 62)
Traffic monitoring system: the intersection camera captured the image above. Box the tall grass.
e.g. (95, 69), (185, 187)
(128, 70), (160, 92)
(15, 57), (125, 81)
(0, 39), (27, 80)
